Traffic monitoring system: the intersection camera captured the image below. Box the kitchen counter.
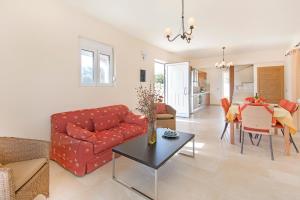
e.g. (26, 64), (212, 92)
(199, 92), (210, 106)
(199, 92), (210, 95)
(193, 92), (210, 96)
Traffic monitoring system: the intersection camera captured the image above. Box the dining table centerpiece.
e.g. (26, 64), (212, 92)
(245, 93), (267, 104)
(136, 84), (161, 145)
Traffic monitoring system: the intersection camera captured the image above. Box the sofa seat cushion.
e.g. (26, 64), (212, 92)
(5, 158), (47, 191)
(110, 123), (144, 140)
(157, 114), (174, 119)
(84, 130), (123, 154)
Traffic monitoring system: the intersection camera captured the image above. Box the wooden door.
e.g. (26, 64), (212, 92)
(198, 71), (207, 80)
(257, 66), (284, 103)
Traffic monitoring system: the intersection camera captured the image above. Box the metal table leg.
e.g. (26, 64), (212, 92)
(154, 170), (158, 200)
(112, 152), (157, 200)
(179, 137), (195, 158)
(112, 152), (116, 179)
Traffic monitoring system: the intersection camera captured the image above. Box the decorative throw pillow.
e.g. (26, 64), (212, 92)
(94, 115), (120, 131)
(156, 103), (168, 114)
(66, 122), (94, 140)
(124, 112), (146, 126)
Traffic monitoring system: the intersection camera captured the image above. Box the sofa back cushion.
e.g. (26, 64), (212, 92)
(51, 105), (129, 133)
(66, 123), (94, 139)
(94, 115), (120, 132)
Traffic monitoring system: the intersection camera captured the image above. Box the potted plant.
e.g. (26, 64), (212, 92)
(136, 84), (160, 144)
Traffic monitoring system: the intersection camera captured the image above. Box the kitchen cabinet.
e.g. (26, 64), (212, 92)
(200, 92), (210, 106)
(198, 71), (207, 80)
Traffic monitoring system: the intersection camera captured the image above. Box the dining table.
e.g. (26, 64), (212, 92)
(226, 103), (297, 156)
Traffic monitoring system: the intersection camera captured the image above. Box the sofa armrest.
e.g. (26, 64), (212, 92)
(166, 105), (176, 116)
(124, 112), (148, 128)
(51, 132), (94, 163)
(0, 137), (49, 164)
(0, 167), (16, 200)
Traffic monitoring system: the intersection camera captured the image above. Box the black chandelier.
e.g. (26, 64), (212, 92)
(215, 46), (233, 71)
(164, 0), (195, 44)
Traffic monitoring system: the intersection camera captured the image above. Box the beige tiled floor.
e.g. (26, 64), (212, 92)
(47, 106), (300, 200)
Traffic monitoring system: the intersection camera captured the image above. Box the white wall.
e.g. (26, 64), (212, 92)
(191, 48), (287, 104)
(0, 0), (183, 140)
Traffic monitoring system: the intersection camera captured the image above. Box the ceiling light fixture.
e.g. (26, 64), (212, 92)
(215, 46), (233, 70)
(164, 0), (195, 44)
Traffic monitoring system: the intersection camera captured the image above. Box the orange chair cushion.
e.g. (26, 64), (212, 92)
(156, 103), (168, 114)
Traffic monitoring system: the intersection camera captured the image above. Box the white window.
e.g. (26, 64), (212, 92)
(80, 38), (114, 86)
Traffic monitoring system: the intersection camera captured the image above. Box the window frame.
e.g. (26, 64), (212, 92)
(79, 37), (115, 87)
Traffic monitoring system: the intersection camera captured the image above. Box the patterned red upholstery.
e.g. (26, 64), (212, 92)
(94, 115), (120, 131)
(50, 105), (147, 176)
(84, 130), (123, 154)
(110, 123), (145, 140)
(66, 122), (94, 139)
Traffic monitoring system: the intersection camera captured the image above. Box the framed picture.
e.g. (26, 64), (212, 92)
(140, 69), (146, 82)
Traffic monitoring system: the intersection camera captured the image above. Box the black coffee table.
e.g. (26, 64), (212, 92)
(112, 128), (195, 200)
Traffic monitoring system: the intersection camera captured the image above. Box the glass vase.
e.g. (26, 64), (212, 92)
(147, 121), (157, 145)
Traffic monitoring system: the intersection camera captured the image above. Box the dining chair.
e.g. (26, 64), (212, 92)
(220, 98), (244, 143)
(279, 99), (289, 108)
(240, 104), (274, 160)
(274, 100), (299, 153)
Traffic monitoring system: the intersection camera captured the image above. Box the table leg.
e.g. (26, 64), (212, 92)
(179, 138), (195, 158)
(236, 123), (239, 129)
(274, 128), (278, 135)
(284, 126), (291, 156)
(230, 122), (235, 144)
(154, 170), (158, 200)
(112, 153), (156, 200)
(112, 152), (116, 179)
(192, 138), (195, 157)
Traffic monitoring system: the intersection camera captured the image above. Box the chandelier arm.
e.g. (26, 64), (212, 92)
(165, 0), (194, 44)
(185, 37), (191, 43)
(167, 33), (182, 42)
(184, 28), (193, 36)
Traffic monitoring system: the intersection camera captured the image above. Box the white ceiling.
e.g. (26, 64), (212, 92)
(63, 0), (300, 58)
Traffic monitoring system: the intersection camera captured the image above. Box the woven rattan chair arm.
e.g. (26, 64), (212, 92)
(0, 167), (16, 200)
(0, 137), (49, 164)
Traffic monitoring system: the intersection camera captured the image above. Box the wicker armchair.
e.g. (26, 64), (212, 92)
(156, 104), (176, 130)
(0, 137), (49, 200)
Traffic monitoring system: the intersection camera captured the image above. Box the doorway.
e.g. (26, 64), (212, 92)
(154, 62), (165, 101)
(165, 62), (190, 118)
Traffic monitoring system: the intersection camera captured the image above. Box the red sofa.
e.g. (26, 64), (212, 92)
(50, 105), (147, 176)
